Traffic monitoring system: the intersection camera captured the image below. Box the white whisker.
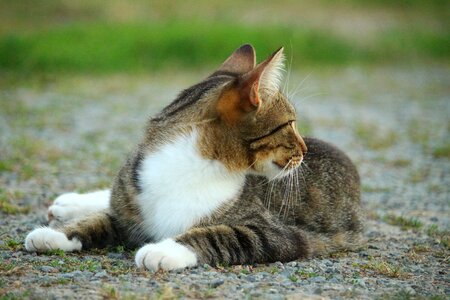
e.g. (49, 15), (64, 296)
(288, 73), (311, 100)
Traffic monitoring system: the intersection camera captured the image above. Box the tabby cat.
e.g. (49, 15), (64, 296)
(25, 44), (362, 271)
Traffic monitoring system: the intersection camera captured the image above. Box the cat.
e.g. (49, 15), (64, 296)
(24, 44), (362, 271)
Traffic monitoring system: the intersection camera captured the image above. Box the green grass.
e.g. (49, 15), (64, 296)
(0, 22), (355, 73)
(0, 188), (29, 215)
(0, 133), (67, 181)
(356, 260), (408, 278)
(45, 249), (67, 257)
(342, 0), (448, 9)
(383, 214), (423, 231)
(0, 21), (448, 75)
(353, 122), (398, 150)
(432, 143), (450, 159)
(295, 269), (318, 279)
(426, 224), (450, 249)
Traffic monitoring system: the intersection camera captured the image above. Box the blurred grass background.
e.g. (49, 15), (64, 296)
(0, 0), (448, 75)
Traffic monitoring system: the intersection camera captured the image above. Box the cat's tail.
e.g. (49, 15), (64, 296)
(25, 210), (120, 252)
(305, 230), (363, 257)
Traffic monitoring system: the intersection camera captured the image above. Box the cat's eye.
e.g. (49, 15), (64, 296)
(248, 120), (295, 143)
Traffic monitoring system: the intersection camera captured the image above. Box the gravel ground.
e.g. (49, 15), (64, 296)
(0, 65), (449, 299)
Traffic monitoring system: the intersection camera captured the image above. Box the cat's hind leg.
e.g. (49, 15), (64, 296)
(25, 210), (119, 252)
(47, 190), (110, 225)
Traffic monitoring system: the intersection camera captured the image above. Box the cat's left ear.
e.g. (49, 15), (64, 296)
(240, 46), (285, 107)
(217, 47), (285, 125)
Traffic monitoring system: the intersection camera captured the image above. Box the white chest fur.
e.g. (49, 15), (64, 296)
(137, 130), (245, 241)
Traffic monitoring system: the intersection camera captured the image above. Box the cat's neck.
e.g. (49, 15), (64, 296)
(138, 129), (246, 241)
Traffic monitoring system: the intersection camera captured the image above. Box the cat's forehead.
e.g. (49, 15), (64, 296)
(261, 92), (296, 117)
(240, 92), (296, 136)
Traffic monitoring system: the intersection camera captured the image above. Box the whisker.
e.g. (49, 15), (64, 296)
(278, 159), (294, 218)
(288, 167), (299, 221)
(269, 162), (290, 182)
(296, 92), (324, 103)
(279, 175), (289, 217)
(301, 161), (312, 174)
(298, 164), (307, 187)
(267, 179), (278, 210)
(283, 171), (294, 220)
(283, 42), (294, 96)
(289, 73), (311, 100)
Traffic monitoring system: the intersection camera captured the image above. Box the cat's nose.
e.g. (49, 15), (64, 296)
(297, 135), (307, 155)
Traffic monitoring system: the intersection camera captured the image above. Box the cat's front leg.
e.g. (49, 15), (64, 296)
(135, 223), (310, 271)
(25, 210), (119, 252)
(135, 239), (197, 271)
(25, 227), (82, 252)
(47, 190), (110, 225)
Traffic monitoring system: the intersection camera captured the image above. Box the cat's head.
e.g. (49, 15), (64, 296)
(158, 44), (307, 180)
(200, 44), (307, 180)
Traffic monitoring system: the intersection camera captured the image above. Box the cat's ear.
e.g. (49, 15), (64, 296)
(250, 46), (285, 99)
(217, 47), (285, 125)
(238, 46), (285, 107)
(217, 44), (256, 75)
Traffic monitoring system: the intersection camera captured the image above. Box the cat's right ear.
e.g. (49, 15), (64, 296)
(216, 44), (256, 75)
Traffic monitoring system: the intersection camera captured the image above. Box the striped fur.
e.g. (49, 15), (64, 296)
(25, 44), (362, 270)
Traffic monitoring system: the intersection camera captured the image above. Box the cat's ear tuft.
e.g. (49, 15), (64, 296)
(217, 44), (256, 75)
(257, 47), (285, 97)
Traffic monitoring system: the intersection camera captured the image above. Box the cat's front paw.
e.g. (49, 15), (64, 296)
(47, 190), (110, 224)
(48, 193), (82, 223)
(24, 227), (82, 252)
(135, 239), (197, 271)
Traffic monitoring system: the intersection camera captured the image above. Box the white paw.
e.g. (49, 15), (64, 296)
(48, 190), (110, 223)
(135, 239), (197, 271)
(24, 227), (82, 252)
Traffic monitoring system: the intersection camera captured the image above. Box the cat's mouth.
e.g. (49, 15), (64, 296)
(289, 155), (303, 168)
(272, 155), (303, 170)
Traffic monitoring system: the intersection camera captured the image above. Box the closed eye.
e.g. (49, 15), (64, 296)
(247, 120), (295, 143)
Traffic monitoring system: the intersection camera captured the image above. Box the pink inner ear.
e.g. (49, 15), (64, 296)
(250, 81), (260, 107)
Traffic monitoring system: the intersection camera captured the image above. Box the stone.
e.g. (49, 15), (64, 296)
(210, 279), (224, 288)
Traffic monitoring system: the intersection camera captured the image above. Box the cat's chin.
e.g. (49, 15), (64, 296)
(250, 161), (299, 181)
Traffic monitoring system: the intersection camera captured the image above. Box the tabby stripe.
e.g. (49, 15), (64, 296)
(131, 150), (143, 193)
(217, 232), (231, 263)
(207, 229), (224, 264)
(162, 77), (230, 117)
(226, 228), (243, 263)
(230, 226), (255, 263)
(108, 213), (121, 244)
(199, 233), (216, 263)
(209, 71), (239, 78)
(246, 225), (275, 261)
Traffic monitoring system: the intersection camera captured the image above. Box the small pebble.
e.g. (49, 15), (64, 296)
(310, 276), (326, 283)
(354, 278), (366, 288)
(39, 266), (58, 273)
(210, 279), (224, 288)
(107, 252), (124, 259)
(94, 271), (108, 278)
